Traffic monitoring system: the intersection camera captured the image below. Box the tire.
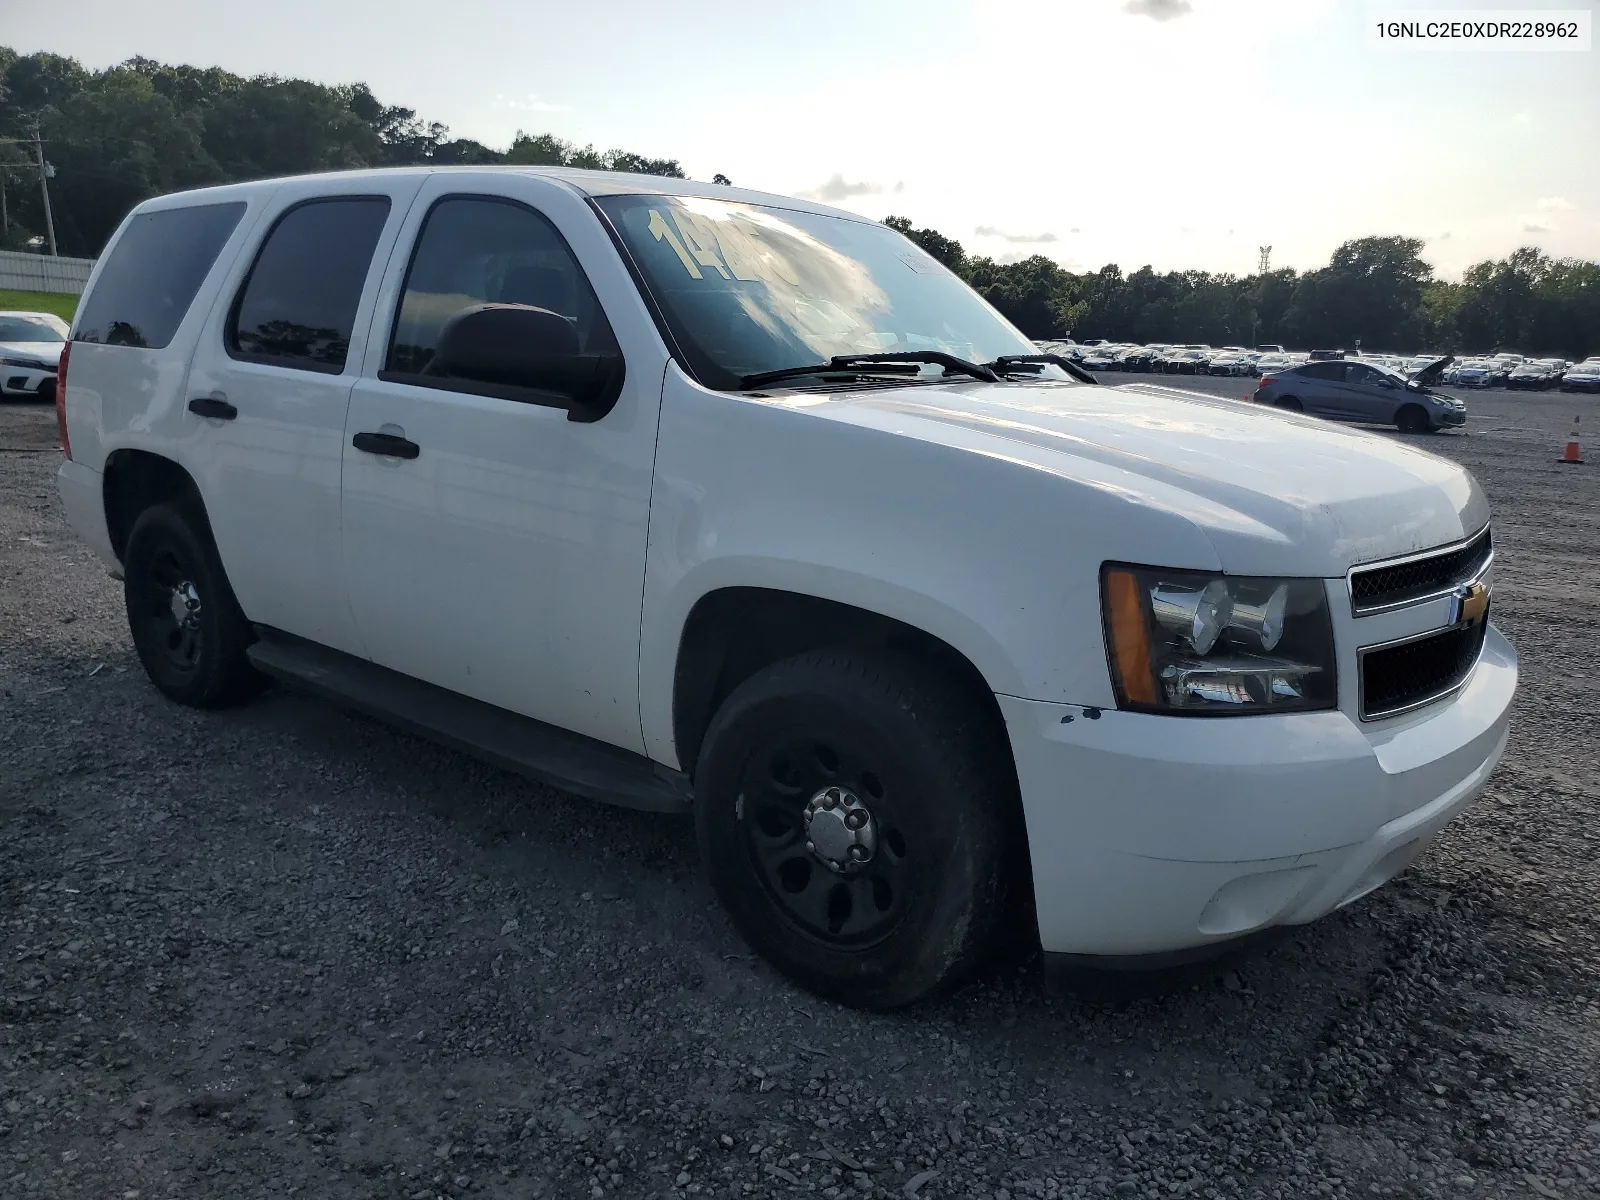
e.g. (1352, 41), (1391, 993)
(694, 648), (1013, 1009)
(1396, 404), (1431, 434)
(37, 379), (55, 406)
(123, 499), (265, 708)
(1276, 396), (1303, 412)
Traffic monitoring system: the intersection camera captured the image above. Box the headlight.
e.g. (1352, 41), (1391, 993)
(0, 356), (51, 370)
(1102, 565), (1337, 715)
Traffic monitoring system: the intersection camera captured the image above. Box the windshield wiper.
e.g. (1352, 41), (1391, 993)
(983, 354), (1097, 384)
(740, 351), (1000, 390)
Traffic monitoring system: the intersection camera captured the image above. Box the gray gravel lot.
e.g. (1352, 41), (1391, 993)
(2, 382), (1598, 1200)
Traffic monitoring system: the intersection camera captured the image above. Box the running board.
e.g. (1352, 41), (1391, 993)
(246, 629), (692, 815)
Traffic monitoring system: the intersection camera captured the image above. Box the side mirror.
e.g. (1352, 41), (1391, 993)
(429, 303), (625, 422)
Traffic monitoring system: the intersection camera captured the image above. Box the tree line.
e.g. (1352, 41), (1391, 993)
(888, 218), (1600, 360)
(2, 48), (1595, 359)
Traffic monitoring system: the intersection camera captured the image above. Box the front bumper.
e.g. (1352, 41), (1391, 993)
(999, 625), (1516, 957)
(1435, 408), (1467, 426)
(1, 365), (55, 396)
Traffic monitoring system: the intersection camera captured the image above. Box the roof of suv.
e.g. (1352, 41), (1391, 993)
(129, 165), (876, 225)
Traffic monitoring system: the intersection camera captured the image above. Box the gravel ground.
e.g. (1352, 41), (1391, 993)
(2, 385), (1598, 1200)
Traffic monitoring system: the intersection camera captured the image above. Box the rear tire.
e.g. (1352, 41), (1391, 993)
(123, 500), (265, 709)
(694, 648), (1013, 1009)
(1396, 404), (1431, 434)
(1276, 396), (1303, 412)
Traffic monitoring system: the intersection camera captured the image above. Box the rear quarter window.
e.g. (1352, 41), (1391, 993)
(74, 201), (248, 350)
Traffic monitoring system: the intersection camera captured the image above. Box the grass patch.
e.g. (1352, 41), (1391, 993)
(0, 289), (79, 322)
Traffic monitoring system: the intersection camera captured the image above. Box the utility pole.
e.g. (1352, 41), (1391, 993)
(33, 127), (57, 257)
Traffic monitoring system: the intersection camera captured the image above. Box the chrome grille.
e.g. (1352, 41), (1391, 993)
(1348, 527), (1492, 615)
(1359, 617), (1489, 720)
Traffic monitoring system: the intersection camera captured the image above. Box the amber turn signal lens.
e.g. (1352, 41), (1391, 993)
(1104, 568), (1157, 705)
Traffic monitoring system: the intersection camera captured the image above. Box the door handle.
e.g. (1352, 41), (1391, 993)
(352, 431), (420, 460)
(188, 395), (237, 420)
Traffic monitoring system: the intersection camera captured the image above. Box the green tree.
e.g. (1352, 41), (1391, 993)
(883, 216), (967, 273)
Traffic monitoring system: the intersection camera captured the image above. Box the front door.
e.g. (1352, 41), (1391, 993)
(185, 176), (423, 655)
(338, 174), (668, 754)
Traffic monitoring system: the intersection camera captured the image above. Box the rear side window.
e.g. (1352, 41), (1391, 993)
(74, 201), (246, 349)
(227, 197), (391, 373)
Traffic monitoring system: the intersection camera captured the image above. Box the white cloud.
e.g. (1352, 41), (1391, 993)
(1522, 221), (1552, 234)
(1123, 0), (1193, 20)
(1535, 196), (1575, 211)
(797, 174), (884, 201)
(975, 224), (1060, 244)
(492, 92), (571, 114)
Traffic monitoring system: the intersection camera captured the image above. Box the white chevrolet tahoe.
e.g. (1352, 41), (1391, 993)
(55, 168), (1516, 1008)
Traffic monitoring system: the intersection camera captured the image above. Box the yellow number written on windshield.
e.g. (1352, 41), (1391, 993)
(647, 207), (800, 287)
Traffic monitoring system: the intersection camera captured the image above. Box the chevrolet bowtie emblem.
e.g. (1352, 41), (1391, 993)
(1449, 580), (1490, 626)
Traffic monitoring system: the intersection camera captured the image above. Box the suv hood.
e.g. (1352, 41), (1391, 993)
(787, 379), (1487, 577)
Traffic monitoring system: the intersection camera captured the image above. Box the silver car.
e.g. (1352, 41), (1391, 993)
(1253, 355), (1465, 433)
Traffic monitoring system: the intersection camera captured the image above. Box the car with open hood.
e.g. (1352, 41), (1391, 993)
(1253, 354), (1464, 432)
(54, 168), (1514, 1008)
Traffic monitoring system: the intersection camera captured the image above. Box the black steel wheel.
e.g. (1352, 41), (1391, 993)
(737, 736), (912, 949)
(123, 500), (264, 708)
(695, 649), (1014, 1009)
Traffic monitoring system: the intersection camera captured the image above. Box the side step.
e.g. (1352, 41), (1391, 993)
(246, 629), (692, 815)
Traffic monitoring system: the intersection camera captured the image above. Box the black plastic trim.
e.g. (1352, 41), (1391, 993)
(246, 628), (692, 814)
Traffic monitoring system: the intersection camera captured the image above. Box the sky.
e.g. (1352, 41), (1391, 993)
(2, 0), (1596, 279)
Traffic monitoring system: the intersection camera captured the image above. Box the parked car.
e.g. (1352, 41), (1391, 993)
(0, 311), (69, 402)
(1206, 351), (1254, 377)
(55, 168), (1515, 1008)
(1080, 346), (1121, 371)
(1453, 360), (1508, 389)
(1254, 355), (1464, 432)
(1255, 344), (1285, 354)
(1118, 346), (1163, 373)
(1506, 361), (1562, 391)
(1162, 348), (1209, 374)
(1560, 357), (1600, 393)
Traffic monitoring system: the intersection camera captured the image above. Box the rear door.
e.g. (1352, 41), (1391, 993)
(1293, 361), (1349, 418)
(184, 175), (424, 655)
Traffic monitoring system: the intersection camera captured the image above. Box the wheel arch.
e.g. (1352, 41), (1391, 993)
(667, 583), (1018, 786)
(102, 449), (206, 566)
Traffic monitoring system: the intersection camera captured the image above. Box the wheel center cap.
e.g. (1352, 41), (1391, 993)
(169, 582), (200, 627)
(803, 786), (877, 873)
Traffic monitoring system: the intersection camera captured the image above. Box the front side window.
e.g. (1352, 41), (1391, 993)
(74, 201), (246, 349)
(386, 196), (617, 379)
(227, 197), (391, 372)
(594, 194), (1046, 391)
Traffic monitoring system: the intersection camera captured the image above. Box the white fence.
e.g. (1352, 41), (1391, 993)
(0, 249), (96, 295)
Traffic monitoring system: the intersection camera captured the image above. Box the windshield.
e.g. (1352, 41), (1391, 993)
(0, 316), (65, 344)
(595, 195), (1053, 390)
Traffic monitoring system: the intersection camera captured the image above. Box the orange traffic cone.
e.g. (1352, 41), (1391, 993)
(1559, 415), (1584, 464)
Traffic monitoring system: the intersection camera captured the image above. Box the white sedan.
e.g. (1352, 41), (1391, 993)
(0, 311), (69, 401)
